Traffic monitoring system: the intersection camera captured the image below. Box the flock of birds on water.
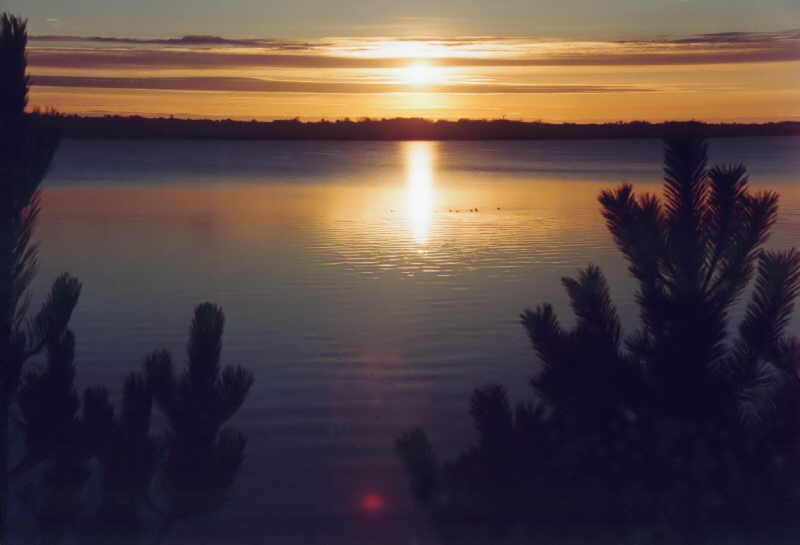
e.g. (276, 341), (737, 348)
(387, 207), (502, 214)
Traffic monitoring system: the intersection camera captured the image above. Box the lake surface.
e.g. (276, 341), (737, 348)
(32, 137), (800, 544)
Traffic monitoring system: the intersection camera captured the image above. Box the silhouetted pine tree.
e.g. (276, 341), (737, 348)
(15, 303), (253, 544)
(144, 303), (254, 541)
(0, 13), (81, 539)
(524, 134), (800, 516)
(399, 133), (800, 543)
(1, 14), (253, 543)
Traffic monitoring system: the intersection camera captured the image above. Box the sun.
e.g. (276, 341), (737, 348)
(401, 61), (439, 86)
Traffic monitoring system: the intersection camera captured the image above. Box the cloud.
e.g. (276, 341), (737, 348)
(30, 74), (654, 94)
(28, 49), (385, 69)
(27, 29), (800, 72)
(29, 34), (320, 50)
(669, 30), (800, 44)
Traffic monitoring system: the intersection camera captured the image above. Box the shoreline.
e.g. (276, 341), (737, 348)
(35, 114), (800, 141)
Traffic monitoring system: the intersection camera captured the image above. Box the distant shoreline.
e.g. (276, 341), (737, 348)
(36, 114), (800, 141)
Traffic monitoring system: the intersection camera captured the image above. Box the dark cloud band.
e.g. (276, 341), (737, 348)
(29, 34), (319, 49)
(31, 74), (653, 94)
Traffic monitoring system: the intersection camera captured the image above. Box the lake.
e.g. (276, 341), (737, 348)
(32, 137), (800, 544)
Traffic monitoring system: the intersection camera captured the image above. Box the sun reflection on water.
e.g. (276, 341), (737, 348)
(405, 142), (436, 244)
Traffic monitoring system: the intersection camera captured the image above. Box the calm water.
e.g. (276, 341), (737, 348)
(32, 137), (800, 544)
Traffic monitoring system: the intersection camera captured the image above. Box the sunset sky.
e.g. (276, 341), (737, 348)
(9, 0), (800, 121)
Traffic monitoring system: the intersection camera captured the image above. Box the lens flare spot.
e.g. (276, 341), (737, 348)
(361, 492), (385, 514)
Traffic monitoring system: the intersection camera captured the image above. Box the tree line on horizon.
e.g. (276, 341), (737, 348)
(29, 112), (800, 141)
(1, 14), (254, 545)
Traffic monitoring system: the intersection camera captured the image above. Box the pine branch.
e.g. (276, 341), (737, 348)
(708, 191), (778, 305)
(520, 304), (566, 373)
(23, 273), (81, 362)
(738, 249), (800, 362)
(396, 428), (438, 503)
(662, 132), (709, 294)
(702, 164), (749, 292)
(562, 264), (621, 349)
(471, 384), (514, 454)
(217, 365), (254, 424)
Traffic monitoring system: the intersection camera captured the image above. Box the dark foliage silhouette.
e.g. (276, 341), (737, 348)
(398, 133), (800, 543)
(80, 373), (157, 545)
(396, 429), (438, 504)
(1, 15), (253, 543)
(0, 13), (81, 539)
(17, 330), (95, 545)
(8, 303), (252, 545)
(145, 303), (254, 541)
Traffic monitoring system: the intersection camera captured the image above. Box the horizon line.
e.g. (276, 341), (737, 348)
(30, 112), (800, 126)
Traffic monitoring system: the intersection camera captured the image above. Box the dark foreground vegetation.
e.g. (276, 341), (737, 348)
(397, 125), (800, 542)
(33, 113), (800, 141)
(1, 14), (254, 544)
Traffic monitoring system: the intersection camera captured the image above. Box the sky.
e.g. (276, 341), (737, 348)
(5, 0), (800, 121)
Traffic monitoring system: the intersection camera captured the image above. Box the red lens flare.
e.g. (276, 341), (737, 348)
(361, 492), (385, 514)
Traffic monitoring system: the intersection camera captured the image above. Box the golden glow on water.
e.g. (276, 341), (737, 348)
(39, 140), (800, 284)
(405, 142), (436, 244)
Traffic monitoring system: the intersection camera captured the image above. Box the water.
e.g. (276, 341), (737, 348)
(32, 137), (800, 544)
